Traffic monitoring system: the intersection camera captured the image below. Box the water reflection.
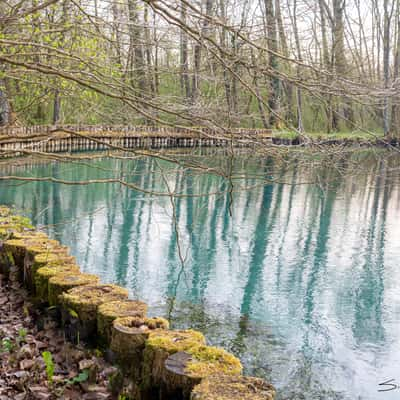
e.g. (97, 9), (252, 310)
(0, 152), (400, 399)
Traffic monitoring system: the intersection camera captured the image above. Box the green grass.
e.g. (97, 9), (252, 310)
(273, 129), (385, 142)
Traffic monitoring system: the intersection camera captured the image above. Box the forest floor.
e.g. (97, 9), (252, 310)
(0, 274), (115, 400)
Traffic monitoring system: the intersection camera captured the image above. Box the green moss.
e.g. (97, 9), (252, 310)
(0, 214), (33, 230)
(34, 263), (81, 301)
(97, 300), (148, 343)
(146, 330), (205, 354)
(24, 239), (63, 257)
(32, 252), (75, 283)
(59, 284), (129, 322)
(0, 206), (11, 217)
(3, 239), (27, 269)
(184, 345), (242, 378)
(12, 231), (47, 240)
(48, 272), (100, 306)
(191, 374), (276, 400)
(142, 329), (206, 388)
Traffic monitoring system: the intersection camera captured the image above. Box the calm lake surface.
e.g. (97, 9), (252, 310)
(0, 150), (400, 399)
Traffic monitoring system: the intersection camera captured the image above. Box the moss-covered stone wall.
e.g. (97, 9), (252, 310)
(0, 206), (276, 400)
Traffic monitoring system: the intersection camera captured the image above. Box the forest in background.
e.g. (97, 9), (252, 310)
(1, 0), (400, 137)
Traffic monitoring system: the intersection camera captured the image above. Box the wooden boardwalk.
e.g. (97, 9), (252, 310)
(0, 125), (272, 155)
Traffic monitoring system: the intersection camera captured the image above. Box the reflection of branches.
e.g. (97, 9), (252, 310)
(155, 159), (190, 321)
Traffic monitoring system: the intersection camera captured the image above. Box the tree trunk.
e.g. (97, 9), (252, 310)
(127, 0), (146, 94)
(391, 0), (400, 136)
(333, 0), (353, 129)
(180, 0), (190, 100)
(292, 0), (304, 132)
(264, 0), (280, 128)
(275, 0), (294, 124)
(383, 0), (391, 136)
(318, 0), (334, 133)
(144, 4), (156, 97)
(191, 0), (213, 103)
(52, 89), (61, 125)
(219, 0), (232, 115)
(0, 80), (10, 126)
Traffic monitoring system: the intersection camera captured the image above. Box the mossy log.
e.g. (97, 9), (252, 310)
(0, 223), (33, 240)
(162, 346), (242, 399)
(30, 252), (75, 293)
(34, 263), (81, 303)
(0, 206), (11, 217)
(110, 316), (169, 377)
(23, 239), (69, 289)
(97, 300), (148, 345)
(0, 214), (33, 230)
(48, 272), (99, 306)
(12, 231), (47, 240)
(190, 374), (276, 400)
(1, 239), (28, 280)
(142, 329), (206, 392)
(1, 235), (65, 286)
(59, 284), (129, 343)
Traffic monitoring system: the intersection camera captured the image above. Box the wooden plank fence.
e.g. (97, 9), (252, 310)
(0, 125), (273, 157)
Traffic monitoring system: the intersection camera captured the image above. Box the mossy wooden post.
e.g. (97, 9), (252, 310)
(97, 300), (148, 345)
(23, 238), (68, 290)
(34, 263), (81, 303)
(2, 239), (28, 281)
(0, 206), (11, 217)
(48, 272), (99, 306)
(0, 211), (35, 278)
(110, 316), (169, 397)
(59, 284), (129, 344)
(31, 252), (75, 294)
(142, 330), (206, 398)
(190, 375), (276, 400)
(162, 346), (242, 399)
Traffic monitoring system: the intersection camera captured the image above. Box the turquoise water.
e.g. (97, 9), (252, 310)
(1, 152), (400, 399)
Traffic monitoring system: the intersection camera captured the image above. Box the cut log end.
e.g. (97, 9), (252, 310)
(48, 272), (100, 306)
(111, 316), (169, 368)
(97, 300), (148, 343)
(60, 284), (129, 321)
(163, 346), (242, 396)
(34, 263), (81, 302)
(143, 329), (206, 389)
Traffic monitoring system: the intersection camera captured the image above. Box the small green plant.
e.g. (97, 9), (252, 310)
(1, 338), (15, 353)
(42, 351), (55, 384)
(18, 328), (27, 342)
(94, 348), (102, 358)
(66, 370), (89, 385)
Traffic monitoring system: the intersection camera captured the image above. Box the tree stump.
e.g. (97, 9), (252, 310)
(48, 272), (99, 306)
(0, 206), (11, 217)
(23, 239), (68, 289)
(59, 284), (129, 344)
(97, 300), (148, 345)
(190, 374), (276, 400)
(110, 316), (169, 387)
(31, 252), (75, 292)
(34, 263), (81, 303)
(12, 231), (47, 240)
(2, 239), (27, 280)
(142, 329), (206, 394)
(162, 346), (242, 399)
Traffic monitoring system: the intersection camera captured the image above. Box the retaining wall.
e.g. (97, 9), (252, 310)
(0, 125), (273, 157)
(0, 206), (276, 400)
